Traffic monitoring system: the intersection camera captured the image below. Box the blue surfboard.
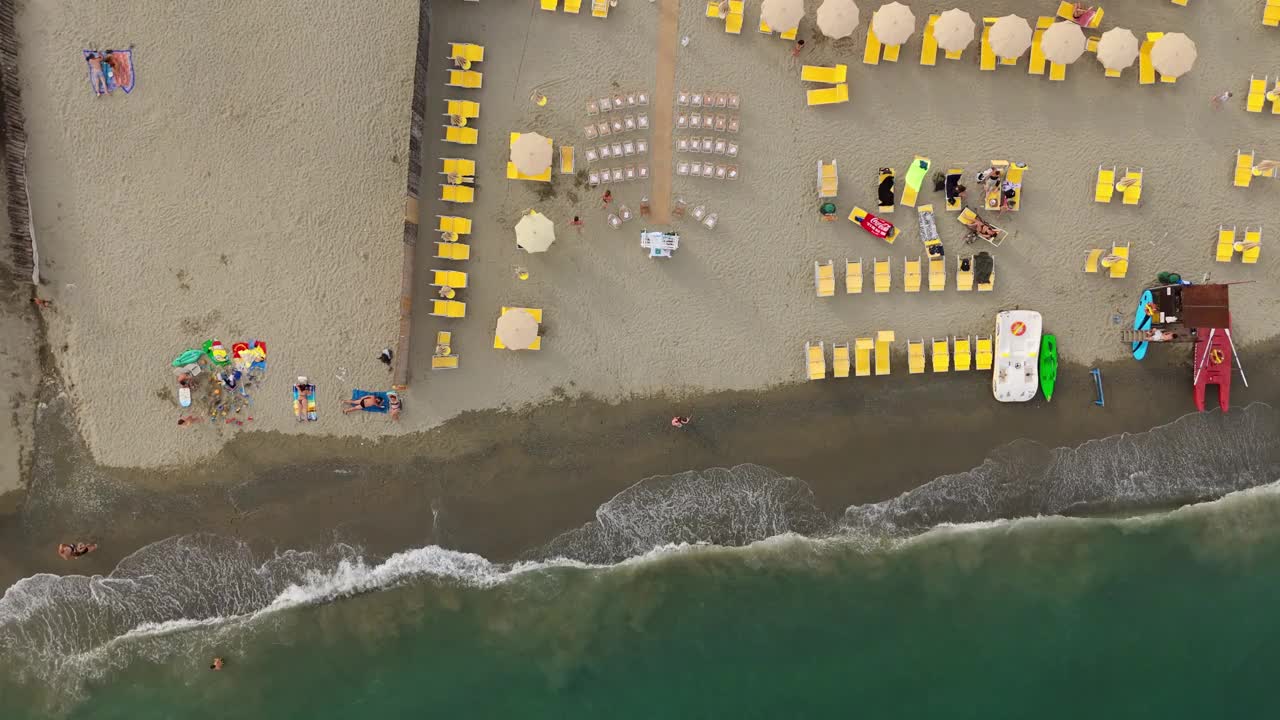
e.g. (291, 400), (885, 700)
(1132, 290), (1153, 360)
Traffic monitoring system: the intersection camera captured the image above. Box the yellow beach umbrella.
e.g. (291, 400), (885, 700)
(762, 0), (804, 31)
(1151, 32), (1196, 78)
(989, 15), (1032, 59)
(816, 0), (860, 39)
(1095, 28), (1138, 71)
(1041, 21), (1086, 65)
(496, 309), (539, 351)
(871, 1), (916, 46)
(510, 132), (553, 177)
(515, 210), (555, 253)
(933, 9), (975, 53)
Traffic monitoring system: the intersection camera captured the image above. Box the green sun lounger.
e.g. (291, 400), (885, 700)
(900, 155), (931, 207)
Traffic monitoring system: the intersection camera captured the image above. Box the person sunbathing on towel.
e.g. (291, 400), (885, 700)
(86, 52), (108, 95)
(388, 392), (402, 421)
(341, 395), (385, 414)
(1071, 4), (1097, 24)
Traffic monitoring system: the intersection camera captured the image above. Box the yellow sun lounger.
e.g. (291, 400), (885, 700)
(560, 146), (574, 174)
(875, 331), (895, 375)
(864, 27), (883, 65)
(819, 159), (838, 198)
(430, 299), (466, 318)
(1057, 2), (1103, 28)
(1138, 36), (1155, 85)
(725, 10), (744, 34)
(953, 336), (972, 371)
(447, 70), (483, 89)
(432, 331), (458, 370)
(801, 64), (848, 84)
(907, 339), (926, 374)
(931, 338), (951, 373)
(975, 336), (993, 371)
(435, 241), (471, 261)
(564, 0), (582, 13)
(807, 84), (849, 106)
(928, 256), (946, 292)
(1271, 81), (1280, 114)
(444, 126), (479, 145)
(977, 257), (995, 291)
(1105, 241), (1130, 278)
(449, 43), (485, 64)
(445, 99), (480, 119)
(1248, 75), (1269, 113)
(873, 257), (891, 293)
(437, 215), (472, 236)
(1267, 0), (1280, 26)
(1240, 227), (1262, 264)
(855, 337), (874, 377)
(806, 341), (826, 380)
(1095, 165), (1116, 203)
(1235, 149), (1255, 188)
(904, 257), (922, 293)
(980, 22), (996, 71)
(441, 185), (474, 203)
(1216, 226), (1237, 262)
(1049, 61), (1067, 81)
(833, 343), (851, 378)
(591, 0), (609, 17)
(815, 260), (836, 297)
(920, 15), (939, 66)
(1029, 17), (1052, 75)
(541, 0), (558, 10)
(1084, 248), (1104, 272)
(441, 158), (477, 179)
(884, 43), (901, 62)
(846, 258), (863, 294)
(430, 269), (469, 289)
(1119, 167), (1143, 206)
(956, 255), (974, 291)
(507, 163), (552, 182)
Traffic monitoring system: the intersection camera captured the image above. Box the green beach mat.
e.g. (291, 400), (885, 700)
(904, 157), (931, 191)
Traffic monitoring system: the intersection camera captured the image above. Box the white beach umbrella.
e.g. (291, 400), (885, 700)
(1040, 21), (1086, 65)
(510, 132), (553, 176)
(816, 0), (860, 39)
(762, 0), (804, 31)
(1095, 27), (1139, 71)
(989, 15), (1032, 59)
(496, 309), (539, 351)
(1151, 32), (1197, 78)
(932, 8), (975, 53)
(871, 2), (916, 46)
(514, 211), (555, 253)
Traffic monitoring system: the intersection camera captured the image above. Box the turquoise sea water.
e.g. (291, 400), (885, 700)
(4, 407), (1280, 719)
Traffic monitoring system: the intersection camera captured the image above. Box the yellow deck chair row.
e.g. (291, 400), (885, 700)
(445, 99), (480, 119)
(833, 343), (851, 378)
(437, 215), (472, 237)
(920, 15), (939, 66)
(432, 331), (458, 370)
(1247, 75), (1269, 113)
(806, 341), (826, 380)
(955, 255), (974, 291)
(908, 339), (926, 374)
(954, 336), (972, 371)
(1117, 167), (1143, 205)
(875, 331), (894, 375)
(975, 336), (993, 371)
(441, 158), (476, 181)
(873, 257), (891, 293)
(444, 126), (478, 145)
(807, 84), (849, 106)
(447, 70), (483, 89)
(1056, 2), (1103, 28)
(1234, 149), (1275, 188)
(819, 159), (838, 198)
(1028, 17), (1053, 76)
(430, 300), (466, 318)
(1267, 0), (1280, 27)
(1095, 165), (1116, 203)
(706, 1), (745, 33)
(815, 260), (836, 297)
(435, 241), (470, 261)
(903, 257), (922, 292)
(430, 269), (468, 289)
(802, 64), (847, 84)
(449, 43), (485, 65)
(440, 185), (474, 203)
(545, 0), (585, 12)
(846, 258), (863, 294)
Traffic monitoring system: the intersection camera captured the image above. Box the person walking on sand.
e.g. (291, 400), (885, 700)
(601, 190), (613, 208)
(789, 39), (805, 66)
(1210, 90), (1233, 109)
(571, 215), (584, 233)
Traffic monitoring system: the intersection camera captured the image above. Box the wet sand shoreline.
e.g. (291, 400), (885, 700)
(4, 340), (1278, 591)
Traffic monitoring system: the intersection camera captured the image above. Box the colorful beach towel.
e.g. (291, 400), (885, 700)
(294, 383), (318, 421)
(83, 49), (135, 94)
(350, 389), (390, 414)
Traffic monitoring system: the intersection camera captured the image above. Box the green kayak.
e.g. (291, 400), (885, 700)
(1039, 334), (1058, 402)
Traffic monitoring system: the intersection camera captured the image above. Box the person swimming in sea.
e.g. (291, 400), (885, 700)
(57, 542), (98, 560)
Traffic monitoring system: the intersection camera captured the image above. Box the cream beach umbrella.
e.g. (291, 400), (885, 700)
(1095, 27), (1139, 71)
(816, 0), (860, 39)
(510, 132), (553, 177)
(495, 308), (539, 351)
(871, 2), (916, 45)
(515, 210), (555, 253)
(933, 8), (975, 53)
(1151, 32), (1197, 78)
(1040, 21), (1086, 65)
(989, 15), (1032, 59)
(762, 0), (804, 31)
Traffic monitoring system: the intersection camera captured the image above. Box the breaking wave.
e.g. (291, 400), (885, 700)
(3, 405), (1278, 705)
